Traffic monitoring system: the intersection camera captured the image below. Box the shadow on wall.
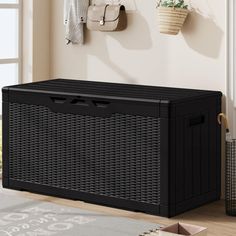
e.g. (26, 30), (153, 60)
(107, 12), (153, 50)
(84, 12), (152, 84)
(181, 10), (223, 58)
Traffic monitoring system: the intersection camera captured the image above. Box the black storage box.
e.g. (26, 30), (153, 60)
(2, 79), (222, 217)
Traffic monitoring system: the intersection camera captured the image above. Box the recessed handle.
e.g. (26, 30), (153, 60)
(93, 100), (110, 108)
(51, 97), (67, 104)
(189, 115), (205, 127)
(71, 99), (89, 107)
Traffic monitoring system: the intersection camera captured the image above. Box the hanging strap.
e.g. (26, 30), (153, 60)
(99, 4), (109, 25)
(157, 0), (162, 7)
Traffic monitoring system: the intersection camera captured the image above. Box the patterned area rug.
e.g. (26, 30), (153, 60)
(0, 189), (161, 236)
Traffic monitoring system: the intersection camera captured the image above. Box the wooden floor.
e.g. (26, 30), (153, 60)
(2, 186), (236, 236)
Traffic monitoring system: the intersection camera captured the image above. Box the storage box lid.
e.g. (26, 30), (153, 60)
(4, 79), (222, 104)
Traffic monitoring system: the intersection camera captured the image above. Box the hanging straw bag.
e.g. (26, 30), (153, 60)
(157, 0), (189, 35)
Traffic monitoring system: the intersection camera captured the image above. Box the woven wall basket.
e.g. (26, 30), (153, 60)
(157, 7), (189, 35)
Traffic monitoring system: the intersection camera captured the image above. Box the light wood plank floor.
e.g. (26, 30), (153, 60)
(1, 186), (236, 236)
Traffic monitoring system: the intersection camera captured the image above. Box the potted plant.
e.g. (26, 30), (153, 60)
(157, 0), (189, 35)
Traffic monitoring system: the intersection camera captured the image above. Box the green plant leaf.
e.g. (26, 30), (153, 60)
(160, 0), (188, 9)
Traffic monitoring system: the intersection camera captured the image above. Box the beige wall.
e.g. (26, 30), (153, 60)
(50, 0), (227, 94)
(22, 0), (33, 83)
(32, 0), (51, 82)
(23, 0), (51, 83)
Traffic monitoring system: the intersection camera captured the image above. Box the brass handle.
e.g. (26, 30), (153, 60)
(218, 113), (229, 131)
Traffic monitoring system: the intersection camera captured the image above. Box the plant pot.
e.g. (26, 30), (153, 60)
(157, 7), (189, 35)
(159, 223), (207, 236)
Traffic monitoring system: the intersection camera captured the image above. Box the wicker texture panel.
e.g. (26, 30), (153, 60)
(226, 140), (236, 216)
(9, 103), (161, 205)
